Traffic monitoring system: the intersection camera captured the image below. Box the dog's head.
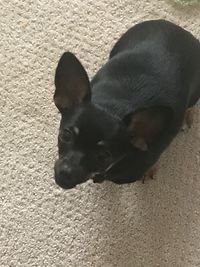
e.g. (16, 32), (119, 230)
(54, 52), (172, 189)
(54, 52), (129, 189)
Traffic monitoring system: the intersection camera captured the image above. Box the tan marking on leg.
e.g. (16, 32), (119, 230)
(142, 163), (158, 184)
(184, 107), (195, 129)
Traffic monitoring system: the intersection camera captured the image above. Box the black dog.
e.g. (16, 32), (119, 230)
(54, 19), (200, 189)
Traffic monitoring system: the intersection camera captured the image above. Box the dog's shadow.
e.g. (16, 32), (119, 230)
(90, 105), (200, 267)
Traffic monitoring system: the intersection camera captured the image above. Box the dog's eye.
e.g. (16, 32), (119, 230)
(98, 149), (112, 161)
(104, 150), (112, 158)
(59, 129), (73, 143)
(97, 149), (112, 167)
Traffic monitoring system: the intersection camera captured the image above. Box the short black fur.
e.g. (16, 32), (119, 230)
(54, 19), (200, 189)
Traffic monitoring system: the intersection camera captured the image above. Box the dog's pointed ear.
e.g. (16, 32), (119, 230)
(54, 52), (91, 111)
(125, 106), (172, 151)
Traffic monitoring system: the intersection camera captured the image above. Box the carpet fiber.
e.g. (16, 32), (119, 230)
(1, 1), (200, 266)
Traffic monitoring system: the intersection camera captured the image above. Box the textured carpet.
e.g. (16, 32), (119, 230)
(1, 1), (200, 266)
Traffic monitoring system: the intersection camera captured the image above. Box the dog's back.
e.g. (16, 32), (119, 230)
(92, 20), (200, 121)
(110, 19), (200, 106)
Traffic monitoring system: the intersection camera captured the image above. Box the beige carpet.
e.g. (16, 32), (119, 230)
(1, 1), (200, 266)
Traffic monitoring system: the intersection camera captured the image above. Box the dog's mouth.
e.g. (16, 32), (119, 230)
(91, 153), (127, 183)
(55, 152), (128, 188)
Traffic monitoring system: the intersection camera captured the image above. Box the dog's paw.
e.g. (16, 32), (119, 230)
(182, 107), (195, 130)
(142, 164), (157, 183)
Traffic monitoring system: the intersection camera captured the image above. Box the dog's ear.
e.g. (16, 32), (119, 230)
(54, 52), (91, 111)
(125, 106), (172, 151)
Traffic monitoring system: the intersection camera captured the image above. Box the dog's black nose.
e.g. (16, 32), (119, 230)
(59, 165), (72, 178)
(55, 164), (75, 189)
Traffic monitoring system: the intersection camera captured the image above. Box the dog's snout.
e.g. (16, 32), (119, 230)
(54, 150), (87, 189)
(58, 164), (72, 180)
(54, 160), (75, 189)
